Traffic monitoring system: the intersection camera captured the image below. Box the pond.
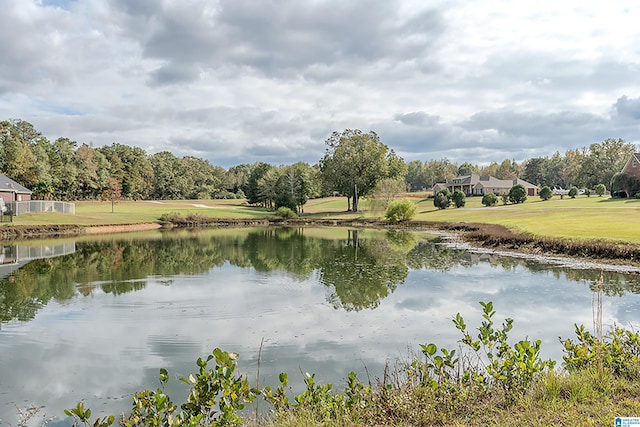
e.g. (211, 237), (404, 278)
(0, 227), (639, 424)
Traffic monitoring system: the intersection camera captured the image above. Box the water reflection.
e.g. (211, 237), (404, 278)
(2, 228), (638, 327)
(0, 227), (639, 424)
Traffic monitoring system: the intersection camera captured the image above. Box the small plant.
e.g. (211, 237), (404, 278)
(453, 301), (555, 397)
(539, 186), (553, 201)
(501, 193), (510, 205)
(65, 402), (115, 427)
(385, 198), (417, 222)
(594, 183), (606, 197)
(481, 193), (498, 207)
(276, 206), (297, 218)
(561, 324), (640, 378)
(451, 190), (466, 208)
(568, 186), (578, 198)
(410, 301), (556, 405)
(66, 349), (259, 427)
(159, 212), (184, 222)
(263, 370), (372, 423)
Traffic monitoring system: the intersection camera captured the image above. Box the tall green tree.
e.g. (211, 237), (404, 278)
(256, 167), (282, 209)
(99, 143), (154, 199)
(226, 164), (251, 195)
(320, 129), (402, 212)
(74, 144), (110, 199)
(150, 151), (190, 199)
(495, 159), (520, 180)
(0, 120), (38, 186)
(181, 156), (225, 199)
(457, 162), (478, 176)
(279, 162), (318, 213)
(51, 137), (79, 199)
(580, 138), (636, 190)
(423, 158), (458, 187)
(522, 157), (549, 186)
(246, 162), (273, 206)
(405, 160), (428, 191)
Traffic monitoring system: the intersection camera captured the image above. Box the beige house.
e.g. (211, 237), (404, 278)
(442, 174), (538, 197)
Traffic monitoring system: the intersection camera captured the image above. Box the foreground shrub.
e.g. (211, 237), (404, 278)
(66, 349), (258, 427)
(595, 183), (606, 197)
(562, 324), (640, 379)
(385, 198), (417, 222)
(412, 301), (555, 400)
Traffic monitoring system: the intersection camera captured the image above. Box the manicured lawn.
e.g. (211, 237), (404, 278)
(4, 199), (274, 226)
(4, 195), (640, 244)
(414, 195), (640, 243)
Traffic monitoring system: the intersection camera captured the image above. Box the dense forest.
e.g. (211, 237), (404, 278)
(0, 119), (636, 205)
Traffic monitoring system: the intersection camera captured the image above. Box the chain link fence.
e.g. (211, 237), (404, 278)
(6, 201), (75, 216)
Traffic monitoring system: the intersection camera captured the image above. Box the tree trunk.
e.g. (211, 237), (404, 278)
(352, 183), (359, 212)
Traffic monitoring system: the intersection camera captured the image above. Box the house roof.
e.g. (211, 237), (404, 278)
(448, 174), (537, 189)
(0, 173), (32, 194)
(623, 153), (640, 171)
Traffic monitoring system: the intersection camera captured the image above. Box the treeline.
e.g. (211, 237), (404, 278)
(0, 119), (635, 202)
(406, 137), (636, 191)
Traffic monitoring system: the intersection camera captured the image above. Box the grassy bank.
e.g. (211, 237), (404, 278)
(4, 195), (640, 251)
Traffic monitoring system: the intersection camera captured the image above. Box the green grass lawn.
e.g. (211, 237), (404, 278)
(5, 195), (640, 244)
(414, 195), (640, 243)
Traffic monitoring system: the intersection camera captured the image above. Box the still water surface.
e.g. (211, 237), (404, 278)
(0, 227), (639, 424)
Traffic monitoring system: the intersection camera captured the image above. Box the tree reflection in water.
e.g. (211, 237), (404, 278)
(0, 227), (639, 328)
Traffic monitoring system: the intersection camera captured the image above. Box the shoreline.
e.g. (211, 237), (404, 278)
(1, 219), (639, 272)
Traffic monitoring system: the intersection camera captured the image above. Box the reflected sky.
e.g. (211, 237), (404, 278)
(0, 229), (638, 425)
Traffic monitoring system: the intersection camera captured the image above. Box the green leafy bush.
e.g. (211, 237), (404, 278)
(66, 349), (259, 427)
(276, 206), (297, 218)
(508, 184), (527, 204)
(594, 183), (606, 197)
(561, 324), (640, 378)
(385, 199), (417, 222)
(159, 212), (183, 222)
(568, 186), (578, 198)
(411, 301), (555, 404)
(481, 193), (498, 207)
(433, 189), (451, 209)
(451, 190), (466, 208)
(539, 186), (552, 201)
(276, 206), (298, 219)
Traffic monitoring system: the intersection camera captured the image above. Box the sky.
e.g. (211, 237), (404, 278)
(1, 0), (639, 169)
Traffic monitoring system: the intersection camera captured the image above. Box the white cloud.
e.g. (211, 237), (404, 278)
(1, 0), (639, 168)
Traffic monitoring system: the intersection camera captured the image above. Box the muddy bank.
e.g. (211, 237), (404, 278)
(0, 223), (161, 239)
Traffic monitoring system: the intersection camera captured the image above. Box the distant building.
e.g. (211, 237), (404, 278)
(0, 173), (32, 205)
(621, 153), (640, 180)
(437, 174), (538, 197)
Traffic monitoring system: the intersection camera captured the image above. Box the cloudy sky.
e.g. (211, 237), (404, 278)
(1, 0), (639, 169)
